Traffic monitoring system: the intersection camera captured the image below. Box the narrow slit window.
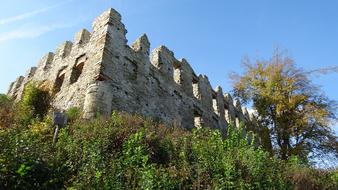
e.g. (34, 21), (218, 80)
(192, 77), (200, 100)
(194, 111), (202, 128)
(212, 93), (219, 116)
(224, 110), (230, 123)
(224, 103), (230, 123)
(173, 64), (181, 85)
(235, 115), (240, 128)
(173, 62), (182, 85)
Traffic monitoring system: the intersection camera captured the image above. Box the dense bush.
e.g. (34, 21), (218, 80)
(1, 109), (337, 189)
(65, 107), (81, 124)
(0, 94), (14, 128)
(286, 156), (338, 190)
(0, 83), (51, 129)
(17, 82), (51, 126)
(0, 85), (337, 190)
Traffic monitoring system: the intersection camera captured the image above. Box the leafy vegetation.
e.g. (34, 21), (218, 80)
(0, 94), (14, 129)
(0, 81), (337, 189)
(231, 49), (338, 162)
(1, 82), (52, 128)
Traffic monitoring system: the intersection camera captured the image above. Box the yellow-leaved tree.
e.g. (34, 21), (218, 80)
(231, 49), (337, 162)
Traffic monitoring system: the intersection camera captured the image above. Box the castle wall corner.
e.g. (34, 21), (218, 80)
(83, 82), (113, 118)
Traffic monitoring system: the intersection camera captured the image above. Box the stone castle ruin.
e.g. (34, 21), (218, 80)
(7, 8), (257, 132)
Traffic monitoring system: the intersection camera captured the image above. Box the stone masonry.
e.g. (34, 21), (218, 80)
(7, 8), (257, 132)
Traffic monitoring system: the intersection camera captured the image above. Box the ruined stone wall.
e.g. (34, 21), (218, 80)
(7, 8), (256, 132)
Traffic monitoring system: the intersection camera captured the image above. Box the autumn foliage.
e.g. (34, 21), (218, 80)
(231, 49), (338, 162)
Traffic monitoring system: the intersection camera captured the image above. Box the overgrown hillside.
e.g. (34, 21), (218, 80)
(0, 85), (337, 189)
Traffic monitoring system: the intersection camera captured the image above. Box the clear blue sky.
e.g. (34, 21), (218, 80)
(0, 0), (337, 129)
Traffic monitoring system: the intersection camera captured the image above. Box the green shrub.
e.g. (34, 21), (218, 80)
(16, 82), (51, 126)
(0, 94), (14, 128)
(0, 116), (63, 189)
(1, 111), (337, 189)
(286, 157), (338, 190)
(65, 107), (82, 123)
(0, 94), (10, 104)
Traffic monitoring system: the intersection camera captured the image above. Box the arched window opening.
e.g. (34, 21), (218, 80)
(54, 73), (65, 93)
(70, 62), (85, 84)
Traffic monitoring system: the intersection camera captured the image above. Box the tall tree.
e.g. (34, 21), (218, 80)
(231, 49), (338, 161)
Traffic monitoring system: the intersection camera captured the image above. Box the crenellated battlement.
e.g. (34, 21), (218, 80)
(55, 41), (73, 59)
(38, 52), (55, 71)
(7, 8), (257, 133)
(74, 29), (91, 45)
(131, 34), (150, 56)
